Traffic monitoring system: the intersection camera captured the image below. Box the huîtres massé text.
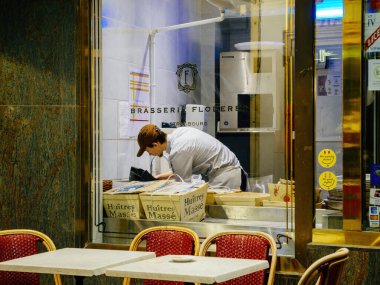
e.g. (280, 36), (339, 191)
(145, 193), (205, 220)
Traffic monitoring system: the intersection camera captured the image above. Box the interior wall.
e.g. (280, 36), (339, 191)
(0, 0), (85, 249)
(100, 0), (287, 181)
(101, 0), (217, 180)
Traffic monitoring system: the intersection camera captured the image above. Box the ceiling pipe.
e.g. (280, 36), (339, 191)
(149, 9), (225, 110)
(150, 10), (225, 36)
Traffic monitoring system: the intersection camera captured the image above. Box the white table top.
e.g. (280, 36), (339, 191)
(105, 255), (269, 284)
(0, 248), (155, 277)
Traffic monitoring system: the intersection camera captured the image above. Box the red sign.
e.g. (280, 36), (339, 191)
(365, 25), (380, 49)
(371, 0), (380, 11)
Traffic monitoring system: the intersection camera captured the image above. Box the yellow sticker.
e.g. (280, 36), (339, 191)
(319, 171), (337, 191)
(318, 149), (337, 168)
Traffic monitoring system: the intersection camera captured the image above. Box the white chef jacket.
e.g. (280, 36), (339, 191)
(166, 127), (242, 189)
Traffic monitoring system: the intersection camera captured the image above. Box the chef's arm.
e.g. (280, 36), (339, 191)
(155, 170), (173, 180)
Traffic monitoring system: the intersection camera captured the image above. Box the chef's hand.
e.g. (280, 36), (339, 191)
(155, 170), (173, 180)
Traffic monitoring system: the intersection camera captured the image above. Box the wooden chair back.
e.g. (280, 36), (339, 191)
(297, 248), (349, 285)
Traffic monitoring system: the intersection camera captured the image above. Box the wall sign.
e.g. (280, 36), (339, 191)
(318, 149), (337, 168)
(318, 171), (337, 191)
(371, 164), (380, 186)
(176, 63), (198, 93)
(368, 59), (380, 91)
(365, 13), (380, 52)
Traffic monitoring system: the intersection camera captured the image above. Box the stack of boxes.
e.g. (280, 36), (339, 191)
(103, 180), (208, 222)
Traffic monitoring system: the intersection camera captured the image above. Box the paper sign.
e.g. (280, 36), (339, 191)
(365, 13), (380, 52)
(370, 188), (380, 206)
(368, 60), (380, 91)
(129, 69), (150, 105)
(118, 101), (149, 138)
(369, 206), (379, 227)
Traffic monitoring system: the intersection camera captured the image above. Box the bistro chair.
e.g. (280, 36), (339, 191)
(297, 247), (349, 285)
(123, 225), (200, 285)
(0, 229), (62, 285)
(199, 231), (277, 285)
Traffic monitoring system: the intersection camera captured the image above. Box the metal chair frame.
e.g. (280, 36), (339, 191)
(199, 230), (277, 285)
(123, 226), (200, 285)
(297, 248), (349, 285)
(0, 229), (62, 285)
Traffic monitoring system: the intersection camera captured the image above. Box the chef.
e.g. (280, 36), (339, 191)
(136, 124), (248, 190)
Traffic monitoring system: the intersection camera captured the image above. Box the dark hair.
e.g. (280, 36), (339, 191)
(148, 127), (167, 147)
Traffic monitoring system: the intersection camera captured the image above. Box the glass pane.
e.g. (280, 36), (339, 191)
(314, 0), (344, 229)
(96, 0), (295, 255)
(364, 0), (380, 231)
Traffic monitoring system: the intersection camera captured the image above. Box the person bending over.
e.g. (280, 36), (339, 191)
(136, 124), (248, 190)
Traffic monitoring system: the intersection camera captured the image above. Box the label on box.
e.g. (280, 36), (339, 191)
(369, 206), (379, 227)
(140, 183), (207, 221)
(370, 188), (380, 205)
(103, 199), (141, 219)
(268, 183), (294, 202)
(144, 203), (179, 220)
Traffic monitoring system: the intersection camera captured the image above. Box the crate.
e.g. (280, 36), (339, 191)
(206, 193), (216, 205)
(103, 181), (172, 219)
(139, 182), (208, 222)
(268, 182), (295, 202)
(214, 192), (270, 206)
(206, 189), (241, 204)
(261, 200), (295, 207)
(103, 192), (143, 219)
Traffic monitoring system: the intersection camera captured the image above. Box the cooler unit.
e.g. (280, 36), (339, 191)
(219, 47), (283, 132)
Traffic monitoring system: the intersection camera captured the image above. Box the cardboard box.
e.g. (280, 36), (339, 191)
(262, 200), (295, 207)
(214, 192), (270, 206)
(206, 189), (241, 205)
(103, 181), (172, 219)
(139, 182), (208, 222)
(206, 193), (216, 205)
(268, 182), (294, 202)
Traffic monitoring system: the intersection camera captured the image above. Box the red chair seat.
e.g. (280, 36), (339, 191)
(0, 229), (61, 285)
(215, 234), (270, 285)
(124, 226), (200, 285)
(199, 231), (277, 285)
(0, 234), (41, 285)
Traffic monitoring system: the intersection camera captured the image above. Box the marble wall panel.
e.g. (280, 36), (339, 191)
(0, 0), (83, 256)
(0, 105), (79, 247)
(0, 1), (76, 106)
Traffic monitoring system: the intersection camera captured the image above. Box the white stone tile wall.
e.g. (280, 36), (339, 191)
(101, 0), (211, 179)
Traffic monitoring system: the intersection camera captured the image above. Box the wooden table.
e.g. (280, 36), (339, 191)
(0, 247), (155, 285)
(105, 255), (269, 284)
